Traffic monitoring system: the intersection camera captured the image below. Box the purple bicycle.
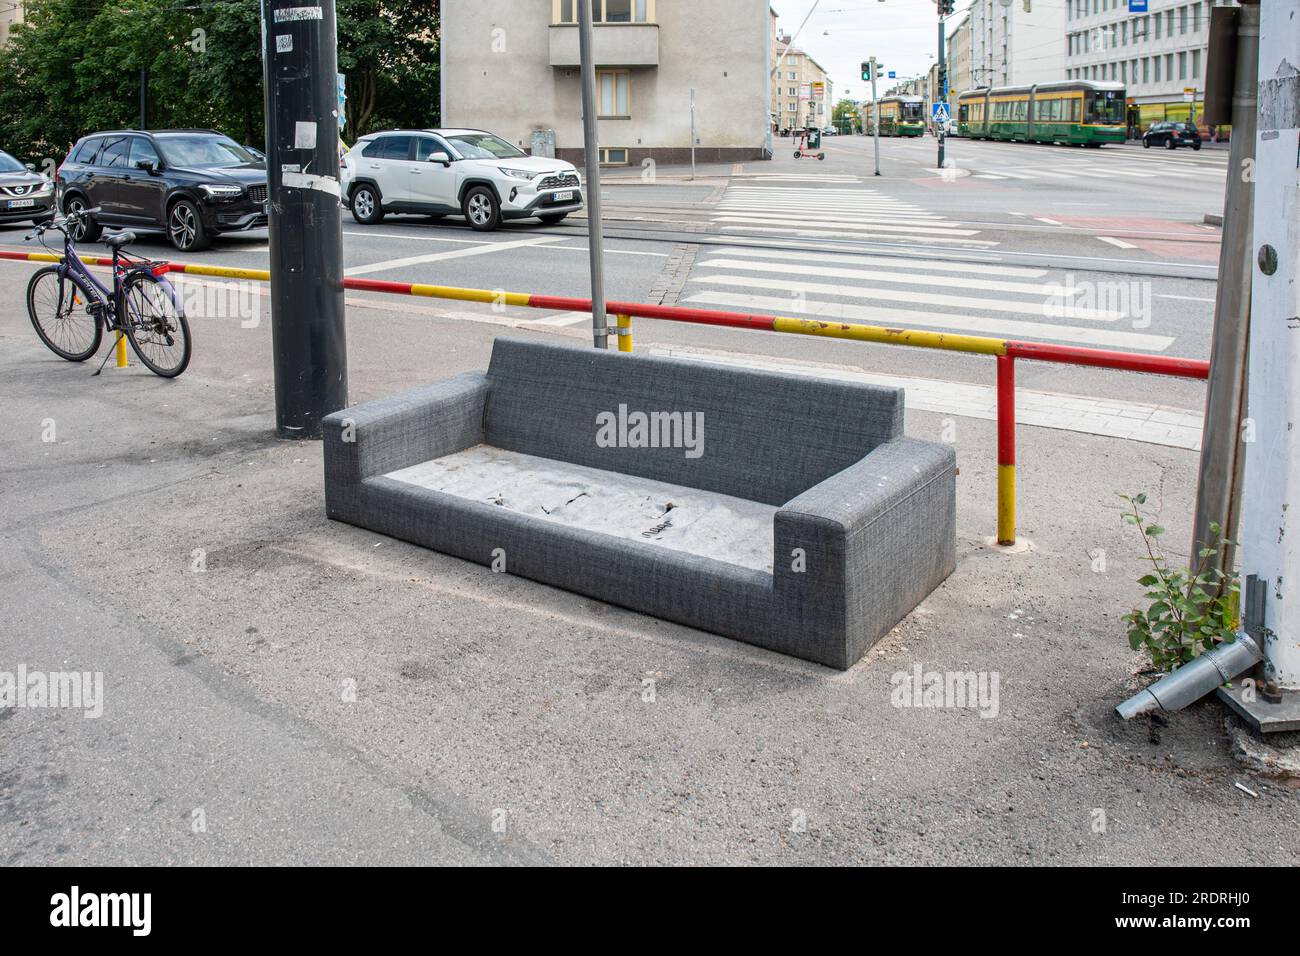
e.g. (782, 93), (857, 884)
(25, 206), (191, 377)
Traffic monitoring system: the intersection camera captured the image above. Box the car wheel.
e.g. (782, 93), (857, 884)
(350, 184), (384, 225)
(168, 199), (210, 252)
(1193, 141), (1202, 151)
(1143, 139), (1151, 148)
(1165, 138), (1177, 150)
(63, 195), (102, 244)
(538, 213), (568, 225)
(463, 186), (500, 232)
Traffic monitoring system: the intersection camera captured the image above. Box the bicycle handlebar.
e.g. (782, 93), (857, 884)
(25, 206), (102, 242)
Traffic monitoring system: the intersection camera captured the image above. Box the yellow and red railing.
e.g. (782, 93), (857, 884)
(0, 248), (1211, 545)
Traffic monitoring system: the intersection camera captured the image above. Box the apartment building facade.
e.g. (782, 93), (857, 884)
(946, 12), (973, 108)
(967, 0), (1067, 88)
(1064, 0), (1223, 127)
(771, 33), (833, 132)
(441, 0), (773, 166)
(0, 1), (23, 46)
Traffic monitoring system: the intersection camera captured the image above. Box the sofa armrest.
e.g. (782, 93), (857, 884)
(322, 372), (490, 521)
(773, 438), (957, 668)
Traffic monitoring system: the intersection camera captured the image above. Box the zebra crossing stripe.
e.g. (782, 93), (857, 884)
(713, 216), (978, 237)
(699, 245), (1047, 277)
(691, 274), (1125, 321)
(717, 225), (998, 247)
(682, 291), (1175, 352)
(697, 256), (1075, 295)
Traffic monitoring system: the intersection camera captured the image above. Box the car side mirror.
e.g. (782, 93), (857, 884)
(24, 163), (35, 172)
(136, 160), (158, 174)
(429, 152), (451, 166)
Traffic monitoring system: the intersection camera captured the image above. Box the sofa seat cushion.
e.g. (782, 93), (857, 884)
(385, 445), (777, 573)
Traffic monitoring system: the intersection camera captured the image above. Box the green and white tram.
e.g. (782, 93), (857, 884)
(957, 81), (1126, 146)
(876, 96), (926, 137)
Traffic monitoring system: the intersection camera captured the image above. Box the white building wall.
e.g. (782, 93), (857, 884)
(442, 0), (772, 165)
(967, 0), (1066, 88)
(1064, 0), (1224, 114)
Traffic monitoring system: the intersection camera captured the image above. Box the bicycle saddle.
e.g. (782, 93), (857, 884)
(102, 230), (136, 248)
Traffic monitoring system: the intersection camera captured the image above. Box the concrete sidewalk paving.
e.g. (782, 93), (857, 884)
(2, 261), (1297, 866)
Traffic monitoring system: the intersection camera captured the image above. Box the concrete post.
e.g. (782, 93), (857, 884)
(1240, 0), (1300, 691)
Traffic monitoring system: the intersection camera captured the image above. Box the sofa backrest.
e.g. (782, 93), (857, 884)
(483, 338), (904, 505)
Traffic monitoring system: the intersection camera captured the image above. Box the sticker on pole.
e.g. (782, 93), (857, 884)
(273, 6), (323, 23)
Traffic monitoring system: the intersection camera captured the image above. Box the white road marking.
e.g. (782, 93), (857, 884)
(697, 245), (1047, 277)
(1034, 217), (1064, 226)
(646, 345), (1203, 450)
(681, 290), (1175, 351)
(1157, 293), (1216, 302)
(696, 256), (1067, 294)
(691, 274), (1123, 321)
(713, 215), (978, 237)
(1097, 236), (1138, 249)
(344, 235), (567, 276)
(343, 230), (491, 245)
(717, 225), (999, 246)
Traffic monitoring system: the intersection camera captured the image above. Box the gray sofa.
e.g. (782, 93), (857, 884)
(323, 337), (956, 669)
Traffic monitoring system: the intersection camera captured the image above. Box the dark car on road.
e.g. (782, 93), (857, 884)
(58, 129), (268, 251)
(1142, 121), (1202, 151)
(0, 148), (55, 227)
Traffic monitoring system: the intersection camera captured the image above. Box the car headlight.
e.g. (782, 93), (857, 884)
(498, 167), (536, 181)
(199, 184), (243, 198)
(33, 181), (53, 197)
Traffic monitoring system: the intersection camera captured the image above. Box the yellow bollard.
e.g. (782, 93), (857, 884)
(616, 313), (633, 353)
(114, 331), (128, 369)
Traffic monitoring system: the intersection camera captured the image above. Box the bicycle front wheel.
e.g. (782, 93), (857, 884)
(27, 266), (102, 362)
(122, 272), (192, 378)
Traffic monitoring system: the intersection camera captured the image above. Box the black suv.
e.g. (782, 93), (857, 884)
(1142, 121), (1202, 151)
(0, 148), (55, 227)
(58, 129), (268, 251)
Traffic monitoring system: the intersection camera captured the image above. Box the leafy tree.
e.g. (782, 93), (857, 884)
(831, 98), (860, 135)
(0, 0), (440, 165)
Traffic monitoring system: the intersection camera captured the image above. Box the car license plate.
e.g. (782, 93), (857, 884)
(8, 199), (36, 209)
(553, 191), (574, 202)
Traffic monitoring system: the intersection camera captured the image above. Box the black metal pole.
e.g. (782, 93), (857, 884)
(139, 66), (148, 130)
(937, 17), (946, 169)
(260, 0), (347, 439)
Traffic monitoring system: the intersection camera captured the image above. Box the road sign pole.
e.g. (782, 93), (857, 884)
(871, 57), (880, 177)
(689, 88), (696, 181)
(260, 0), (348, 439)
(577, 0), (608, 349)
(937, 14), (947, 170)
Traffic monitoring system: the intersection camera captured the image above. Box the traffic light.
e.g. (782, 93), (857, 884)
(938, 0), (955, 15)
(861, 61), (872, 81)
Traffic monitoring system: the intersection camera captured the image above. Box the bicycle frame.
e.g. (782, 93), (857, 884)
(47, 225), (182, 335)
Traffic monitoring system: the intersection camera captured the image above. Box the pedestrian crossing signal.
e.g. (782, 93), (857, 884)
(861, 62), (872, 81)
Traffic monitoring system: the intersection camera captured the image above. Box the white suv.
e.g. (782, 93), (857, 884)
(341, 128), (584, 231)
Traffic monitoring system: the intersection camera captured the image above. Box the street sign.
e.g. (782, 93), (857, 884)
(1184, 87), (1197, 101)
(932, 102), (950, 125)
(888, 71), (896, 78)
(1128, 0), (1148, 10)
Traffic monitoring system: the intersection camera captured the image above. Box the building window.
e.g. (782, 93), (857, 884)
(1154, 56), (1161, 81)
(599, 147), (629, 166)
(597, 70), (630, 117)
(554, 0), (654, 24)
(1178, 51), (1187, 79)
(1166, 52), (1174, 80)
(1142, 57), (1149, 83)
(1192, 48), (1201, 78)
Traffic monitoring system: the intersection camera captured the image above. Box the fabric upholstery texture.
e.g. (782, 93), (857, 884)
(323, 337), (956, 669)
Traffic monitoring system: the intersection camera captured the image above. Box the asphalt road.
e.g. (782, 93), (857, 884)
(0, 134), (1223, 420)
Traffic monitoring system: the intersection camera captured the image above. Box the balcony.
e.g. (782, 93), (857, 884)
(549, 24), (660, 68)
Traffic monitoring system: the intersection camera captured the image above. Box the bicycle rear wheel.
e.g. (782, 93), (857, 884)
(122, 272), (191, 378)
(27, 266), (102, 362)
